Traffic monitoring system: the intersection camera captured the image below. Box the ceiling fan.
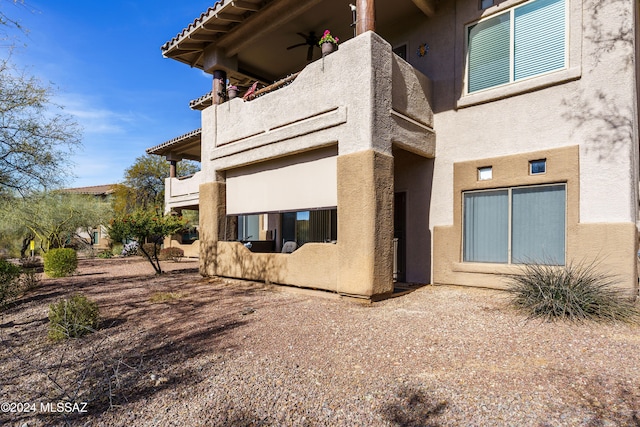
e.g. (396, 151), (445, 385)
(286, 31), (320, 61)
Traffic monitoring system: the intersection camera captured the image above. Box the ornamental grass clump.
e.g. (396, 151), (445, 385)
(506, 260), (639, 323)
(48, 294), (99, 341)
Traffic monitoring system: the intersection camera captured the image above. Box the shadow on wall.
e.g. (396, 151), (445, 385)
(561, 0), (635, 162)
(562, 90), (633, 162)
(586, 0), (634, 69)
(218, 242), (286, 285)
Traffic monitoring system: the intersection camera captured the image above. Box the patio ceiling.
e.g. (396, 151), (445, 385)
(162, 0), (430, 85)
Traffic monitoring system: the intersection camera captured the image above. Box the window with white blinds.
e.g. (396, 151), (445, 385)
(467, 0), (566, 93)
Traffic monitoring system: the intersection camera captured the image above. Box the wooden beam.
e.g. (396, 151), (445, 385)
(411, 0), (435, 17)
(356, 0), (375, 35)
(213, 70), (227, 105)
(191, 50), (205, 68)
(219, 0), (324, 57)
(173, 43), (205, 53)
(231, 0), (261, 11)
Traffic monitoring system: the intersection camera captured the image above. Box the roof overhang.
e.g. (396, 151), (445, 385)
(146, 128), (202, 162)
(161, 0), (434, 86)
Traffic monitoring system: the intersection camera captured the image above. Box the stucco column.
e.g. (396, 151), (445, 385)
(213, 70), (227, 105)
(199, 181), (227, 277)
(356, 0), (375, 35)
(336, 149), (394, 298)
(169, 160), (177, 178)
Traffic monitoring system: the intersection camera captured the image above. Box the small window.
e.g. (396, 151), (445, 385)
(480, 0), (493, 9)
(530, 159), (546, 174)
(478, 166), (493, 180)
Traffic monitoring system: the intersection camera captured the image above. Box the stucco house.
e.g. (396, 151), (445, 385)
(61, 184), (116, 251)
(147, 0), (640, 300)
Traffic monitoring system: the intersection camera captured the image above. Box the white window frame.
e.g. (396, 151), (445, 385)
(464, 0), (569, 95)
(462, 183), (567, 265)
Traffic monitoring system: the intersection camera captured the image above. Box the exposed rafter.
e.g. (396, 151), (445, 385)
(202, 23), (232, 32)
(231, 0), (261, 11)
(161, 0), (266, 67)
(218, 0), (324, 57)
(215, 13), (245, 23)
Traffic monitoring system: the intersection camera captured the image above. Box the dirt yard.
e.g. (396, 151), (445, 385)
(1, 257), (639, 426)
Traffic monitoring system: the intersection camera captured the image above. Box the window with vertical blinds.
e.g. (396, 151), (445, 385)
(463, 184), (566, 265)
(467, 0), (566, 93)
(463, 190), (509, 263)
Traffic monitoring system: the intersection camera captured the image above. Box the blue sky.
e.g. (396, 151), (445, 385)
(3, 1), (217, 188)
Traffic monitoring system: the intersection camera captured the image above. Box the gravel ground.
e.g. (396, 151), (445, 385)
(1, 257), (639, 426)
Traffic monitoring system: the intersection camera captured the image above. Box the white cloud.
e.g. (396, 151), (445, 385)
(54, 92), (139, 135)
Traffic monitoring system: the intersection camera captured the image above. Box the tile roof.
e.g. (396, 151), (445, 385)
(61, 184), (117, 196)
(161, 0), (265, 69)
(146, 128), (202, 156)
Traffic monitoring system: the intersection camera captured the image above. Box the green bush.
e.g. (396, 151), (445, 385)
(43, 248), (78, 278)
(48, 294), (100, 341)
(506, 260), (639, 323)
(111, 243), (123, 256)
(158, 247), (184, 262)
(97, 250), (113, 259)
(0, 259), (22, 309)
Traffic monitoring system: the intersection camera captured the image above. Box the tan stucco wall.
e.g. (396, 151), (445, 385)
(215, 242), (338, 291)
(165, 237), (199, 258)
(199, 181), (226, 277)
(336, 150), (395, 298)
(199, 149), (394, 299)
(433, 146), (639, 295)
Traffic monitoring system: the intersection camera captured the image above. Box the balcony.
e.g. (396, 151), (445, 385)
(165, 171), (203, 212)
(204, 31), (435, 173)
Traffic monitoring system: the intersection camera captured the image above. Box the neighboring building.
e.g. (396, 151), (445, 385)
(147, 0), (640, 300)
(61, 184), (116, 251)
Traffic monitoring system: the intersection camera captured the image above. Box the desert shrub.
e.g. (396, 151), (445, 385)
(111, 242), (123, 256)
(0, 258), (22, 309)
(506, 261), (639, 323)
(158, 247), (184, 262)
(97, 250), (113, 259)
(48, 294), (100, 341)
(43, 248), (77, 278)
(121, 241), (139, 257)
